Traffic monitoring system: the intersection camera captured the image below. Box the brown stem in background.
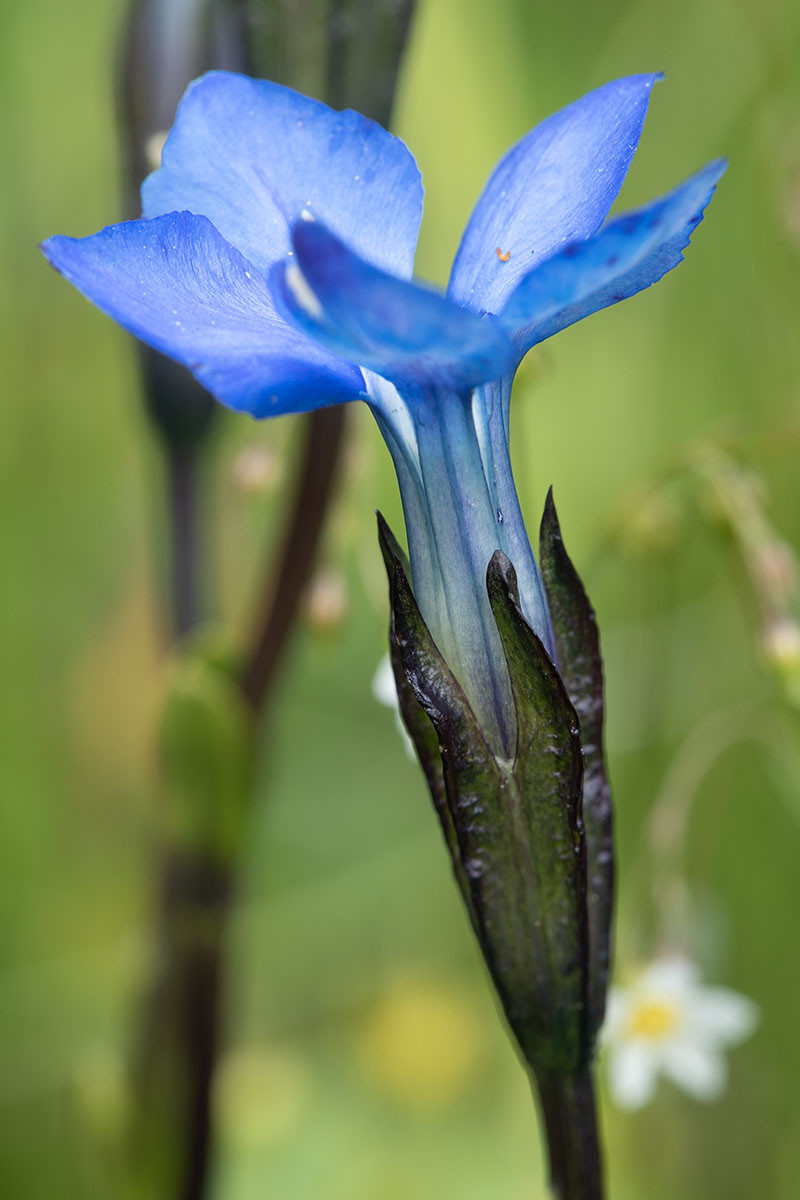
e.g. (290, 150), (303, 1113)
(131, 854), (233, 1200)
(117, 0), (244, 641)
(117, 8), (244, 1199)
(240, 405), (348, 708)
(166, 445), (203, 639)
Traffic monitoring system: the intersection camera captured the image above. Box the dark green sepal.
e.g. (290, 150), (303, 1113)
(376, 509), (412, 578)
(376, 512), (447, 820)
(486, 551), (590, 1070)
(377, 516), (591, 1073)
(539, 488), (613, 1038)
(376, 512), (476, 925)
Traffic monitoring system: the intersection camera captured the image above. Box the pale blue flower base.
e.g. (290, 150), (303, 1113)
(367, 371), (555, 755)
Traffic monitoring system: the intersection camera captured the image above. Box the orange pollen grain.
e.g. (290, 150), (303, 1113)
(495, 247), (511, 262)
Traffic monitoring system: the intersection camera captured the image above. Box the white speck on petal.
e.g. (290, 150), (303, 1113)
(300, 208), (314, 222)
(285, 261), (323, 318)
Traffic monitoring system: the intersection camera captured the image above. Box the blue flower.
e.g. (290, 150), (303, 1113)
(42, 71), (725, 753)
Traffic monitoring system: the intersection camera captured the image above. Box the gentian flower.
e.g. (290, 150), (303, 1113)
(603, 956), (759, 1110)
(43, 75), (725, 1176)
(42, 69), (724, 759)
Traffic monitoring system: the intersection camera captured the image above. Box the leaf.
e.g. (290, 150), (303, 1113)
(539, 488), (613, 1037)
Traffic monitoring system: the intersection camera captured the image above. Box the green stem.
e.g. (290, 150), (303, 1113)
(532, 1067), (605, 1200)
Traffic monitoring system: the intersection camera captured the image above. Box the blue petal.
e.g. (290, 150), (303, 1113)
(448, 74), (662, 315)
(272, 220), (516, 392)
(142, 70), (423, 280)
(41, 212), (363, 416)
(501, 159), (727, 350)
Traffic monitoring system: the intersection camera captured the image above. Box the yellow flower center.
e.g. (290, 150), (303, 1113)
(626, 997), (681, 1040)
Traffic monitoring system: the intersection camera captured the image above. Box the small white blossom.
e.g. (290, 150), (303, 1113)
(372, 654), (415, 759)
(603, 956), (758, 1110)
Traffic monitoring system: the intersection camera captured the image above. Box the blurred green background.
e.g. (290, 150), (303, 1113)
(2, 0), (800, 1196)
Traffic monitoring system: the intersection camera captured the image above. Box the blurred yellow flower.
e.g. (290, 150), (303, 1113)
(213, 1044), (312, 1151)
(355, 979), (484, 1111)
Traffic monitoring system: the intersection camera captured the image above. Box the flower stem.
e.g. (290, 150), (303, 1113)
(532, 1066), (605, 1200)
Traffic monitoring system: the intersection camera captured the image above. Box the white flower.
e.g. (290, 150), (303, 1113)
(372, 654), (415, 759)
(603, 956), (759, 1110)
